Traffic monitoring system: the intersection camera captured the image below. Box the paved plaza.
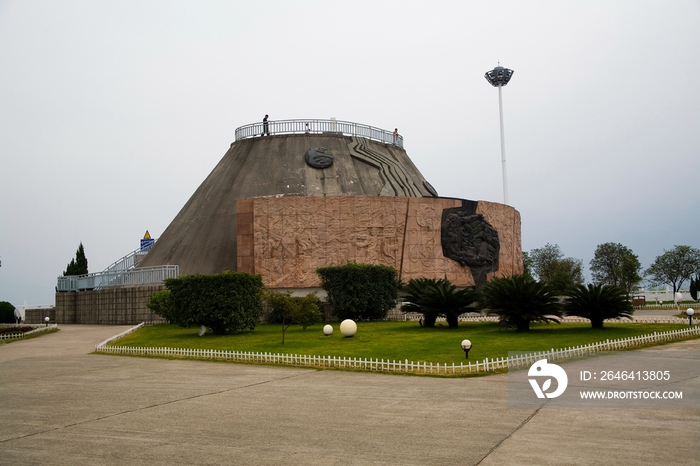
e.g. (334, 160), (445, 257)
(1, 325), (698, 465)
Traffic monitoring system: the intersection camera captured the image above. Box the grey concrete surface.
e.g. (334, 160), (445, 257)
(1, 325), (698, 465)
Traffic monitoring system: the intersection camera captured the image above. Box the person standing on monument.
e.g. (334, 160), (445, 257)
(262, 114), (269, 136)
(393, 128), (399, 144)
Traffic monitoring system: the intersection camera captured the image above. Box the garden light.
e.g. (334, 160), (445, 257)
(461, 339), (472, 359)
(340, 319), (357, 337)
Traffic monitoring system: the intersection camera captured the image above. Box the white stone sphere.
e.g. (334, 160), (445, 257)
(340, 319), (357, 337)
(323, 324), (333, 336)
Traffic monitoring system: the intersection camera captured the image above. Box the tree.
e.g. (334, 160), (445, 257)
(317, 262), (400, 321)
(149, 272), (264, 335)
(478, 274), (562, 331)
(401, 278), (479, 328)
(261, 290), (322, 344)
(0, 301), (16, 324)
(589, 243), (642, 296)
(527, 243), (583, 294)
(522, 251), (533, 279)
(63, 242), (88, 276)
(564, 284), (634, 329)
(644, 245), (700, 294)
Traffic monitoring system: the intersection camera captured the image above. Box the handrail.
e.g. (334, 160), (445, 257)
(56, 265), (179, 292)
(234, 119), (404, 148)
(102, 241), (155, 273)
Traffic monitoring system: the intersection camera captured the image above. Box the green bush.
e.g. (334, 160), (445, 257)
(146, 290), (172, 320)
(150, 271), (264, 335)
(317, 262), (400, 321)
(0, 301), (16, 323)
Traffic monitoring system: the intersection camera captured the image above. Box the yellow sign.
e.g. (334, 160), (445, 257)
(143, 230), (151, 239)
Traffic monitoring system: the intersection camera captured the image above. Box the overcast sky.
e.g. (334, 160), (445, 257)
(1, 0), (699, 307)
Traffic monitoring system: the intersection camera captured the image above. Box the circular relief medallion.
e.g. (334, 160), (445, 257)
(423, 180), (438, 197)
(305, 147), (334, 169)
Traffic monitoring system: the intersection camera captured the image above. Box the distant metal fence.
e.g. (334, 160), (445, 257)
(396, 313), (689, 325)
(234, 119), (404, 148)
(56, 265), (179, 292)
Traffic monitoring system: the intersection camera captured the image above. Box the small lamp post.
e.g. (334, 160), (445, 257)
(461, 339), (472, 359)
(44, 316), (50, 327)
(687, 308), (695, 326)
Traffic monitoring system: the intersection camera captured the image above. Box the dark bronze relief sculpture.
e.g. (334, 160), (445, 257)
(441, 200), (500, 288)
(305, 147), (334, 169)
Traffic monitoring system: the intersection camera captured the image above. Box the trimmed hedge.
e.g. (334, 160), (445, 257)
(317, 262), (400, 321)
(149, 272), (264, 334)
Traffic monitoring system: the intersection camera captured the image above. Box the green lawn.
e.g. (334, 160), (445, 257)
(111, 321), (698, 365)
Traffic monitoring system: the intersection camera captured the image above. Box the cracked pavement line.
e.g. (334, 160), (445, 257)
(0, 371), (311, 444)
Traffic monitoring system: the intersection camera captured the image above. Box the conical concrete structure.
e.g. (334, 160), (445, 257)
(139, 121), (523, 288)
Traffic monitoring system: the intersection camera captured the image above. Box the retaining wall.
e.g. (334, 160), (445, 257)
(24, 308), (56, 324)
(55, 285), (165, 324)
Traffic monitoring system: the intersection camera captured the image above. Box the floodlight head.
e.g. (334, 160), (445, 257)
(485, 65), (514, 87)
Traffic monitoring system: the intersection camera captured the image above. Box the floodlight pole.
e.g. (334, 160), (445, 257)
(485, 65), (514, 205)
(497, 84), (508, 205)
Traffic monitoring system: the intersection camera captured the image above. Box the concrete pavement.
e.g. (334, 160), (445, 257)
(0, 325), (698, 465)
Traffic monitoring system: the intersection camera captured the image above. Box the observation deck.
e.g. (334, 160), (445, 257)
(234, 118), (403, 148)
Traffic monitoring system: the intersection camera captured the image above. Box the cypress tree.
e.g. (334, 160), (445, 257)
(63, 242), (88, 276)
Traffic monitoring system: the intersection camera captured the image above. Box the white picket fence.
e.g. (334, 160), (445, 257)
(0, 324), (59, 341)
(95, 325), (700, 376)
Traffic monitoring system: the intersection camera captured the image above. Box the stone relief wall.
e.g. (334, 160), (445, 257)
(237, 196), (522, 289)
(476, 200), (523, 279)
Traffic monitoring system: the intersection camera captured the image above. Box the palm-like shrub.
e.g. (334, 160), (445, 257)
(479, 274), (562, 331)
(401, 278), (479, 328)
(564, 283), (634, 329)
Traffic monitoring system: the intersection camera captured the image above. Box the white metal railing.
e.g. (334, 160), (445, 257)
(234, 119), (404, 148)
(56, 265), (179, 292)
(95, 325), (700, 376)
(102, 246), (152, 273)
(57, 241), (158, 291)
